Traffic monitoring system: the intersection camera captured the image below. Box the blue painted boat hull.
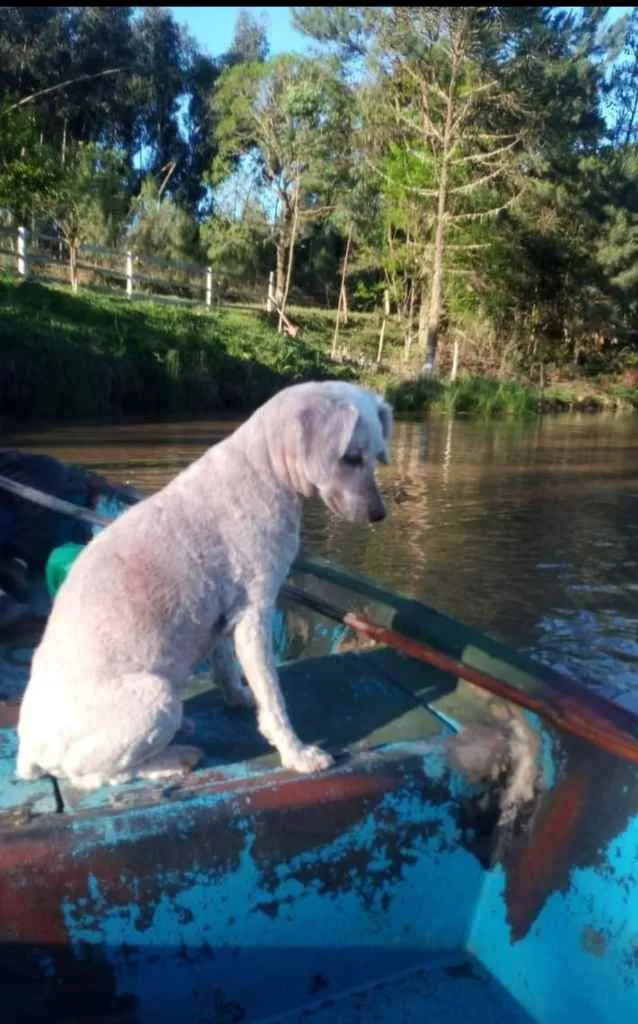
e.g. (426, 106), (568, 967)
(1, 465), (637, 1022)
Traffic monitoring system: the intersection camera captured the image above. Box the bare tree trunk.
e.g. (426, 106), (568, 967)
(61, 118), (67, 166)
(573, 336), (581, 367)
(332, 224), (353, 357)
(274, 193), (294, 306)
(421, 185), (447, 377)
(275, 236), (286, 307)
(331, 313), (340, 359)
(404, 280), (415, 364)
(376, 289), (390, 365)
(338, 224), (352, 326)
(278, 182), (300, 334)
(420, 35), (460, 379)
(450, 334), (461, 381)
(417, 278), (428, 351)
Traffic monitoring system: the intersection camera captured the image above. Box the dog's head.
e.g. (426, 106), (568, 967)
(289, 382), (393, 523)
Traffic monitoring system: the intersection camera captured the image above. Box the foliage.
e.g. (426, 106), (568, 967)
(0, 280), (353, 421)
(47, 143), (131, 246)
(0, 103), (60, 222)
(211, 53), (352, 303)
(128, 176), (201, 264)
(3, 6), (638, 401)
(388, 375), (538, 419)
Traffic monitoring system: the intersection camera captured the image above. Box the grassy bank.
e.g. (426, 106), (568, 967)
(385, 375), (638, 419)
(0, 280), (354, 422)
(1, 280), (637, 423)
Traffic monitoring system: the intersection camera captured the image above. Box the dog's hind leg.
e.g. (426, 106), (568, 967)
(54, 671), (204, 790)
(132, 744), (204, 782)
(211, 635), (256, 709)
(234, 608), (334, 774)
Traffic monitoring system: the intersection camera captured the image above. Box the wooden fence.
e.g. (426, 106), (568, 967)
(0, 224), (396, 367)
(0, 224), (271, 312)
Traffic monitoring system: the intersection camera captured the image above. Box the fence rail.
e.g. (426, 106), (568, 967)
(0, 225), (259, 311)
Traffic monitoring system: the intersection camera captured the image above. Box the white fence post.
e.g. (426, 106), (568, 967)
(376, 288), (390, 365)
(126, 251), (133, 298)
(17, 226), (28, 280)
(266, 270), (275, 312)
(206, 266), (212, 308)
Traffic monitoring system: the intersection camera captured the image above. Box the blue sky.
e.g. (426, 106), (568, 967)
(169, 7), (308, 59)
(170, 6), (633, 61)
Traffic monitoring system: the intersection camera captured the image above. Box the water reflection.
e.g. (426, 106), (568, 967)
(6, 412), (638, 705)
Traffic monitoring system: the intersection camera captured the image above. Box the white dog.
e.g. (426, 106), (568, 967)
(17, 381), (393, 789)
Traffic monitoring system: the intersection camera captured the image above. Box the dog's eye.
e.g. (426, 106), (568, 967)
(342, 453), (364, 468)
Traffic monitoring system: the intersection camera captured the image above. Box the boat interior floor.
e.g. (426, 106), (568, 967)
(262, 954), (535, 1024)
(1, 627), (454, 818)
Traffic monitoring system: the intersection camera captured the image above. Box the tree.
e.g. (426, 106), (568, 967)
(130, 8), (191, 183)
(42, 142), (131, 290)
(0, 103), (60, 223)
(363, 8), (529, 375)
(0, 6), (217, 212)
(294, 6), (621, 376)
(203, 199), (271, 282)
(211, 54), (352, 316)
(0, 8), (137, 158)
(223, 9), (270, 67)
(602, 9), (638, 151)
(128, 174), (201, 265)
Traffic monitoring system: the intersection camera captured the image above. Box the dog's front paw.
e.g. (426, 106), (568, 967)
(284, 744), (335, 775)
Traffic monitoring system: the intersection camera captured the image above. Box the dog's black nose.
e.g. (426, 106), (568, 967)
(369, 504), (386, 523)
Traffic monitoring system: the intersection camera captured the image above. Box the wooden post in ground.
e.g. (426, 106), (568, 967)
(70, 242), (79, 293)
(126, 251), (133, 298)
(206, 266), (212, 308)
(450, 335), (460, 381)
(376, 289), (390, 365)
(17, 226), (28, 280)
(266, 270), (275, 312)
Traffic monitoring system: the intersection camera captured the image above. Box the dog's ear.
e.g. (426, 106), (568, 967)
(376, 398), (393, 464)
(334, 401), (360, 459)
(299, 399), (359, 478)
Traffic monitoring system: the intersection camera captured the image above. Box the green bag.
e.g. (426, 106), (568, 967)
(45, 542), (85, 598)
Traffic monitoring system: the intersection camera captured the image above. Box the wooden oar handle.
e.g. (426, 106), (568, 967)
(0, 472), (111, 528)
(343, 611), (638, 767)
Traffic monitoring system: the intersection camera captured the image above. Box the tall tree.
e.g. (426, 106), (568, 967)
(0, 103), (60, 223)
(41, 142), (131, 290)
(605, 9), (638, 150)
(211, 53), (352, 308)
(223, 9), (270, 67)
(128, 174), (201, 264)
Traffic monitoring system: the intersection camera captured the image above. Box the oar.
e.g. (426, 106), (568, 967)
(281, 583), (638, 767)
(4, 470), (638, 765)
(0, 472), (111, 528)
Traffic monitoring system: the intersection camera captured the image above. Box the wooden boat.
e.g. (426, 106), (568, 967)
(1, 454), (638, 1023)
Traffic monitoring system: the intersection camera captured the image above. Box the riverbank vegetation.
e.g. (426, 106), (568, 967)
(0, 280), (353, 421)
(2, 278), (636, 425)
(2, 8), (638, 421)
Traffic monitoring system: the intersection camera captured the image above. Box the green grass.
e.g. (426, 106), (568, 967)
(0, 280), (354, 421)
(386, 374), (539, 419)
(2, 279), (636, 424)
(541, 382), (638, 413)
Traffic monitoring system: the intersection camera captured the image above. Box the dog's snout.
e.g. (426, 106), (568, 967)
(369, 502), (386, 523)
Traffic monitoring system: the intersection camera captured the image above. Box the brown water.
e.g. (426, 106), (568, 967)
(6, 413), (638, 709)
